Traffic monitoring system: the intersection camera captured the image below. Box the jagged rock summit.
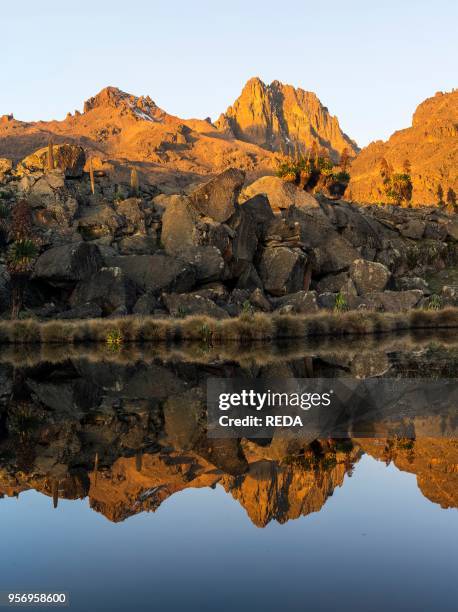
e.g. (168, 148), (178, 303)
(216, 77), (358, 160)
(347, 89), (458, 205)
(0, 80), (357, 191)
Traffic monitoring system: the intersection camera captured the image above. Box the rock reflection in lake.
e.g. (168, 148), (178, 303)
(0, 332), (457, 526)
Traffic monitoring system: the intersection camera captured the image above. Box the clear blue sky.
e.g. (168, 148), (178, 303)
(2, 0), (457, 147)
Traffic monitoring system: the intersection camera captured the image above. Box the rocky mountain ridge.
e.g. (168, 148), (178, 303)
(0, 79), (356, 192)
(347, 89), (458, 205)
(216, 77), (358, 159)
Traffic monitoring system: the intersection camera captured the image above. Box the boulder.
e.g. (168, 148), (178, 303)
(315, 271), (349, 293)
(320, 201), (386, 251)
(18, 172), (79, 234)
(104, 253), (196, 294)
(263, 217), (303, 249)
(162, 293), (229, 319)
(398, 219), (426, 240)
(287, 207), (359, 274)
(189, 168), (245, 222)
(161, 195), (231, 255)
(317, 292), (338, 310)
(368, 290), (423, 312)
(132, 292), (158, 315)
(239, 194), (275, 228)
(395, 276), (431, 294)
(249, 288), (272, 312)
(117, 235), (158, 255)
(18, 144), (86, 178)
(0, 158), (13, 179)
(240, 176), (319, 212)
(78, 204), (125, 239)
(181, 246), (225, 283)
(114, 198), (146, 235)
(228, 207), (259, 262)
(70, 266), (137, 315)
(33, 242), (102, 286)
(190, 282), (229, 303)
(349, 259), (391, 296)
(55, 303), (103, 320)
(446, 219), (458, 241)
(258, 247), (307, 296)
(233, 261), (263, 291)
(272, 290), (319, 314)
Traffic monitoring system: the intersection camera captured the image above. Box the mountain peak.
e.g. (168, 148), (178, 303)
(216, 78), (358, 159)
(83, 86), (166, 122)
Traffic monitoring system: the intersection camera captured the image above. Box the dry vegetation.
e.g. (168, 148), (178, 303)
(1, 308), (458, 347)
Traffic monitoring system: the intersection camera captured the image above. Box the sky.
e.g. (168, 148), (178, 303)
(1, 0), (457, 147)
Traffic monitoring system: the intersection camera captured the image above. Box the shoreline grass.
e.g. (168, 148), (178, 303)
(1, 308), (458, 346)
(0, 329), (457, 368)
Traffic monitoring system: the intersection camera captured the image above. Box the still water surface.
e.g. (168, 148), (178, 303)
(0, 336), (457, 611)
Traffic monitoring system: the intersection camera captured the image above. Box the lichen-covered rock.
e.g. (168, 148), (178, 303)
(189, 168), (245, 222)
(259, 247), (307, 296)
(350, 259), (391, 296)
(33, 242), (102, 286)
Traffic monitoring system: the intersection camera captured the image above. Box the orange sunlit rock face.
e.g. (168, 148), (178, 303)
(347, 90), (458, 205)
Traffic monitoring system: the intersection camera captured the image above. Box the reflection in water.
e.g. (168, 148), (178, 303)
(0, 334), (457, 526)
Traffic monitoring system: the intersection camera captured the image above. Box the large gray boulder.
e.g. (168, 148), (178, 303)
(114, 197), (147, 235)
(273, 290), (319, 314)
(18, 171), (79, 238)
(162, 292), (229, 319)
(70, 266), (137, 315)
(78, 204), (125, 240)
(258, 247), (307, 296)
(104, 253), (196, 295)
(368, 290), (423, 312)
(350, 259), (391, 296)
(287, 207), (359, 275)
(315, 271), (350, 293)
(181, 246), (225, 283)
(161, 195), (231, 256)
(33, 242), (102, 286)
(189, 168), (245, 222)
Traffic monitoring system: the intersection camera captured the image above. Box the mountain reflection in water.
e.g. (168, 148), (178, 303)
(0, 333), (457, 526)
